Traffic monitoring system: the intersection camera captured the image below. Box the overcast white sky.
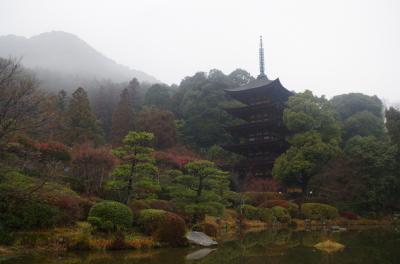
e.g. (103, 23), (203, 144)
(1, 0), (399, 104)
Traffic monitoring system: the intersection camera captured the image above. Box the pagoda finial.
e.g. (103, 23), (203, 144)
(258, 35), (267, 79)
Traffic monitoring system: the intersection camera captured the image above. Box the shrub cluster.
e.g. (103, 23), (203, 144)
(260, 200), (299, 217)
(137, 209), (186, 246)
(240, 205), (276, 223)
(272, 206), (291, 223)
(301, 203), (338, 220)
(88, 201), (133, 231)
(0, 193), (62, 230)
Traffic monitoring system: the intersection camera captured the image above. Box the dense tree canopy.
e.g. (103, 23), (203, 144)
(137, 107), (177, 149)
(66, 87), (103, 145)
(111, 88), (135, 146)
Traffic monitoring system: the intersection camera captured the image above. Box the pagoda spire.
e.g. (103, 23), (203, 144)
(258, 36), (267, 79)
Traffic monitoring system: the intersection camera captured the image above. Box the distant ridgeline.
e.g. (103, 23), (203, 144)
(221, 36), (293, 190)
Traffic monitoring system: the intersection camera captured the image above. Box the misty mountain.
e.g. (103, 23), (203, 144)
(0, 31), (158, 90)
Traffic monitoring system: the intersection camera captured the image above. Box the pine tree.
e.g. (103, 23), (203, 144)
(66, 87), (103, 145)
(111, 88), (135, 145)
(127, 78), (141, 112)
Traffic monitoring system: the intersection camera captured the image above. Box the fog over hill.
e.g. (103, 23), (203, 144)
(0, 31), (158, 91)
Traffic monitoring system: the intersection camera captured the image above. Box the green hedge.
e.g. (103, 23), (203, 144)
(88, 201), (133, 230)
(240, 205), (275, 223)
(301, 203), (338, 220)
(272, 206), (291, 223)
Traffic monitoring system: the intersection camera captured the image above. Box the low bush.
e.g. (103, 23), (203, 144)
(0, 193), (63, 230)
(137, 209), (186, 246)
(272, 206), (291, 223)
(88, 201), (133, 230)
(340, 211), (359, 220)
(259, 200), (299, 217)
(301, 203), (339, 220)
(156, 212), (186, 247)
(137, 209), (166, 234)
(241, 205), (259, 220)
(258, 208), (275, 223)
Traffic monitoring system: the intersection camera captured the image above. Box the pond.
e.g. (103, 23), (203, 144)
(2, 227), (400, 264)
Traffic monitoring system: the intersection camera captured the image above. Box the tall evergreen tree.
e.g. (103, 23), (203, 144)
(127, 78), (141, 112)
(66, 87), (103, 145)
(111, 88), (135, 145)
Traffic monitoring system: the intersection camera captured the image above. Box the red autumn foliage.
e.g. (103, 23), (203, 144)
(244, 177), (281, 192)
(71, 143), (118, 195)
(52, 195), (82, 224)
(36, 141), (70, 162)
(340, 211), (359, 220)
(153, 145), (199, 168)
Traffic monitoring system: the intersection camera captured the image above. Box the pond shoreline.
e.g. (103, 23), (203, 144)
(0, 218), (395, 257)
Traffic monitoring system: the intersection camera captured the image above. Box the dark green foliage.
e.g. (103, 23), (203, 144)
(169, 160), (229, 220)
(272, 206), (291, 223)
(110, 131), (158, 202)
(0, 193), (62, 230)
(274, 91), (341, 193)
(66, 87), (103, 145)
(174, 70), (244, 149)
(144, 84), (173, 110)
(330, 93), (383, 121)
(88, 201), (133, 230)
(342, 111), (385, 140)
(301, 203), (338, 220)
(386, 107), (400, 146)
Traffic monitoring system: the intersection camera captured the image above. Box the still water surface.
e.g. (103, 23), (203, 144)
(2, 227), (400, 264)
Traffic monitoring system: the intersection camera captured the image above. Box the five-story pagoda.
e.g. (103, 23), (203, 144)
(222, 37), (293, 187)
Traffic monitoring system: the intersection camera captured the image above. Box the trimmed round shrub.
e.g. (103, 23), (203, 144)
(258, 208), (275, 223)
(241, 205), (259, 220)
(137, 209), (186, 246)
(156, 212), (186, 247)
(272, 206), (291, 223)
(287, 202), (300, 218)
(137, 209), (166, 234)
(301, 203), (339, 220)
(88, 201), (133, 230)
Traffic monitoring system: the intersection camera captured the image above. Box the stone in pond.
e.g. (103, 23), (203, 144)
(314, 240), (345, 253)
(186, 231), (218, 246)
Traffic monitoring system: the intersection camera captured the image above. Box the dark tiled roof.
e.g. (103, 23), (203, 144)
(225, 77), (275, 92)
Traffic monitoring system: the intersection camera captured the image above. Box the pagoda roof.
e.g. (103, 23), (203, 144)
(226, 77), (274, 92)
(225, 77), (293, 105)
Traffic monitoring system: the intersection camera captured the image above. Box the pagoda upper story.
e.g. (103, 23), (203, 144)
(221, 36), (293, 177)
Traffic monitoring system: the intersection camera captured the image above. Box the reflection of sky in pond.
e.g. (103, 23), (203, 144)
(4, 227), (400, 264)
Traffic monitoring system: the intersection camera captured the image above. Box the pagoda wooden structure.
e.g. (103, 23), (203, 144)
(222, 36), (293, 182)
